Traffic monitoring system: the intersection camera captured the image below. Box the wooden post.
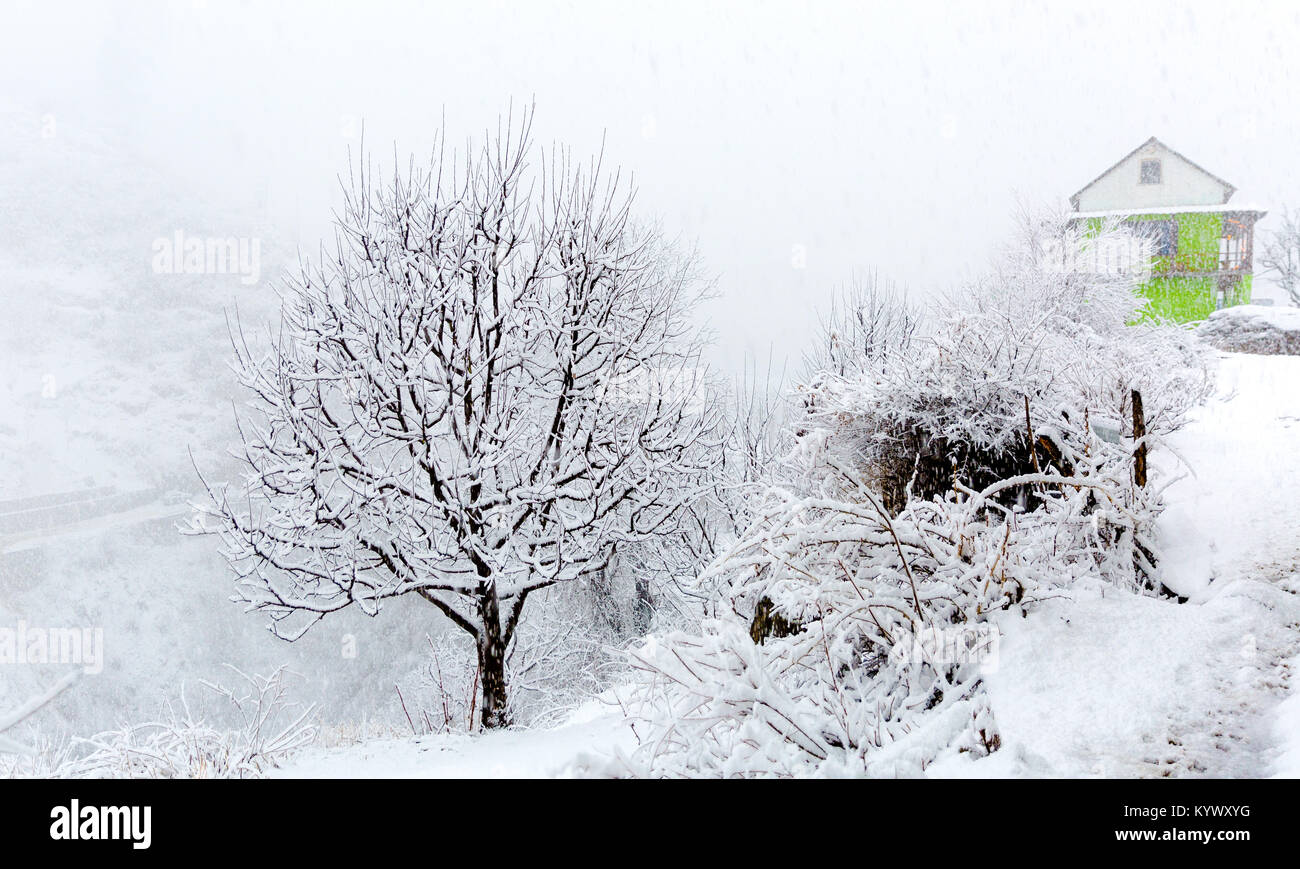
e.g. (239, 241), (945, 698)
(1024, 395), (1040, 473)
(1131, 388), (1147, 488)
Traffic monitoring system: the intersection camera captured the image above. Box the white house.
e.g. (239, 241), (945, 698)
(1072, 137), (1238, 212)
(1069, 137), (1267, 320)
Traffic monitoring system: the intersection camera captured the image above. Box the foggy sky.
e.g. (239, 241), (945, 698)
(6, 0), (1299, 372)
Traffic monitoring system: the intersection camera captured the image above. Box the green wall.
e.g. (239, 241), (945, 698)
(1084, 212), (1251, 324)
(1140, 276), (1218, 322)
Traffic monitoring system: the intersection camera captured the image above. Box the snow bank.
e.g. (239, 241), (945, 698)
(1156, 354), (1300, 599)
(928, 582), (1299, 778)
(1197, 305), (1300, 355)
(936, 353), (1300, 779)
(273, 701), (635, 778)
(1273, 652), (1300, 778)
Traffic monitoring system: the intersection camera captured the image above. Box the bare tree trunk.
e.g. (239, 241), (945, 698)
(633, 575), (654, 635)
(477, 584), (510, 730)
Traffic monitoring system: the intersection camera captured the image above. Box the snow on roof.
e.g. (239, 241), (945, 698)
(1070, 203), (1268, 219)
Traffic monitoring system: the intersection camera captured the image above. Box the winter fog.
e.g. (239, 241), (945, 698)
(3, 0), (1300, 780)
(9, 1), (1300, 366)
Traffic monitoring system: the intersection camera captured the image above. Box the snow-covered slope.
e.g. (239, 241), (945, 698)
(274, 352), (1300, 778)
(941, 352), (1300, 777)
(0, 112), (444, 737)
(1159, 353), (1300, 598)
(274, 701), (636, 779)
(956, 583), (1298, 777)
(0, 112), (284, 497)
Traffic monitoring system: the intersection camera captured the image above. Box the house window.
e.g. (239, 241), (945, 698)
(1140, 159), (1162, 184)
(1139, 219), (1177, 257)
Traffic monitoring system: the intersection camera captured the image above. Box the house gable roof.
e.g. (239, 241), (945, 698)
(1070, 137), (1236, 210)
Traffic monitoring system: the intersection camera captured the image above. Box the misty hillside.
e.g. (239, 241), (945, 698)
(0, 111), (284, 494)
(2, 2), (1299, 803)
(0, 111), (438, 734)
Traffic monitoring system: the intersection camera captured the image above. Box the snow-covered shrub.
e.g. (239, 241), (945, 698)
(654, 361), (793, 624)
(402, 631), (482, 734)
(610, 213), (1215, 777)
(617, 456), (1014, 777)
(2, 667), (315, 778)
(1197, 304), (1300, 355)
(801, 214), (1211, 516)
(804, 276), (918, 380)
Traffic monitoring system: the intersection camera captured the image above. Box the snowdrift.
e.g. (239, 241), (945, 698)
(1197, 304), (1300, 355)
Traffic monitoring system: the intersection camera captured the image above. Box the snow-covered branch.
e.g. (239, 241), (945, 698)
(189, 108), (721, 727)
(1260, 206), (1300, 306)
(607, 211), (1214, 777)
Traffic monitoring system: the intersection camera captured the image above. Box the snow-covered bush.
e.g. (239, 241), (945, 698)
(801, 214), (1211, 515)
(1, 667), (315, 779)
(652, 361), (792, 624)
(1197, 304), (1300, 355)
(609, 213), (1215, 777)
(804, 276), (918, 380)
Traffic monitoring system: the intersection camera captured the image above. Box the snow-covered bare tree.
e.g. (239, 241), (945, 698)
(191, 109), (719, 728)
(1260, 206), (1300, 306)
(662, 356), (790, 620)
(803, 276), (916, 379)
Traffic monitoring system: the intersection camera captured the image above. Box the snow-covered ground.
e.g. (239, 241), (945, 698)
(274, 701), (636, 779)
(1160, 352), (1300, 598)
(276, 352), (1300, 778)
(932, 352), (1300, 777)
(967, 353), (1300, 778)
